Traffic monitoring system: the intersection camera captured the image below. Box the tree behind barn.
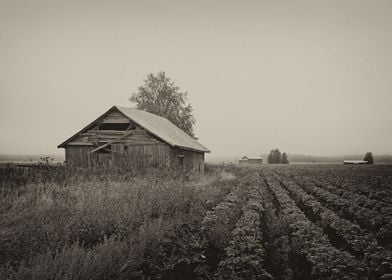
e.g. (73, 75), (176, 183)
(130, 72), (195, 136)
(364, 152), (374, 164)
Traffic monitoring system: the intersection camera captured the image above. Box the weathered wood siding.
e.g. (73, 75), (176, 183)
(100, 110), (129, 123)
(171, 148), (204, 175)
(64, 145), (204, 175)
(65, 146), (95, 167)
(68, 128), (161, 146)
(112, 143), (171, 168)
(63, 109), (205, 175)
(68, 110), (161, 146)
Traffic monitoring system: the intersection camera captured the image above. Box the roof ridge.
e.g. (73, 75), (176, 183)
(115, 106), (170, 121)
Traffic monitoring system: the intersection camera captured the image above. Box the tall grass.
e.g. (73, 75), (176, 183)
(0, 164), (240, 279)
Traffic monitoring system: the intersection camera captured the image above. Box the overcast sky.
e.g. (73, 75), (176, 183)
(1, 0), (391, 158)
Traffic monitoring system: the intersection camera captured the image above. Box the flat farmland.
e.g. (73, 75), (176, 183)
(0, 164), (391, 280)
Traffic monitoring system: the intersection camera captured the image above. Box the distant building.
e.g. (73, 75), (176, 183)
(238, 156), (249, 164)
(343, 160), (368, 165)
(239, 156), (263, 164)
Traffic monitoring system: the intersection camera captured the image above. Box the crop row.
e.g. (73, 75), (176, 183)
(217, 187), (273, 280)
(327, 168), (392, 193)
(274, 165), (392, 205)
(279, 172), (392, 245)
(201, 188), (247, 251)
(262, 170), (367, 280)
(200, 173), (259, 277)
(271, 172), (392, 279)
(308, 176), (392, 215)
(329, 181), (392, 205)
(258, 176), (294, 280)
(276, 167), (392, 212)
(316, 176), (392, 205)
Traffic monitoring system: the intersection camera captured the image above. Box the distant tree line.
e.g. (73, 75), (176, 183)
(267, 149), (289, 164)
(265, 151), (375, 164)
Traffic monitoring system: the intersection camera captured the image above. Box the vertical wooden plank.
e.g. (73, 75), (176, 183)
(167, 145), (171, 167)
(155, 144), (158, 165)
(201, 153), (204, 175)
(153, 144), (157, 166)
(64, 143), (206, 171)
(65, 148), (69, 165)
(155, 145), (159, 166)
(144, 145), (148, 165)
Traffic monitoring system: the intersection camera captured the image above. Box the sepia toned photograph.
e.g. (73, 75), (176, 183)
(1, 0), (392, 279)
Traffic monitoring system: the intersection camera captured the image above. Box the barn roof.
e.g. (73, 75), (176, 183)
(58, 105), (210, 153)
(116, 106), (210, 153)
(240, 156), (263, 160)
(343, 160), (367, 164)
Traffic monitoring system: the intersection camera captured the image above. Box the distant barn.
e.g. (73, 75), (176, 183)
(58, 106), (210, 175)
(239, 156), (263, 164)
(343, 160), (368, 165)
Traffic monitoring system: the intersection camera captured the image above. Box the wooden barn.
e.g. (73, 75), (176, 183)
(238, 156), (263, 164)
(58, 106), (210, 175)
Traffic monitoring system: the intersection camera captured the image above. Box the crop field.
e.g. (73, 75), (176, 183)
(0, 164), (392, 280)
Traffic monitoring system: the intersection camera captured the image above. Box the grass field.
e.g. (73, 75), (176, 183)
(0, 164), (391, 280)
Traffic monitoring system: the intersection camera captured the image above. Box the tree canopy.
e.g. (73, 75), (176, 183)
(364, 152), (374, 164)
(281, 152), (289, 164)
(267, 149), (289, 164)
(130, 72), (195, 136)
(267, 149), (282, 164)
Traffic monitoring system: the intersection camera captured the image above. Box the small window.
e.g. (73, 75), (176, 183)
(99, 123), (129, 130)
(178, 155), (184, 166)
